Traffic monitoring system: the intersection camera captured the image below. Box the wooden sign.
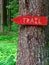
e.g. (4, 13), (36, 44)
(12, 16), (48, 26)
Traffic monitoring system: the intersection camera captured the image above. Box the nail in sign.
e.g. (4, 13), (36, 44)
(12, 16), (48, 26)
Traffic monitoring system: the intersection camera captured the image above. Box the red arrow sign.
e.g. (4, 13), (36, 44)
(12, 16), (48, 26)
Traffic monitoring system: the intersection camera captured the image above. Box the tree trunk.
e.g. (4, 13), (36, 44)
(7, 0), (11, 31)
(16, 0), (48, 65)
(0, 0), (4, 33)
(4, 0), (7, 26)
(8, 8), (11, 31)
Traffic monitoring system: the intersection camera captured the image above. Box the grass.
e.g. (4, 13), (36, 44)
(0, 23), (18, 65)
(0, 43), (18, 65)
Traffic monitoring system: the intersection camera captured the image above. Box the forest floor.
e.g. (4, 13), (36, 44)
(0, 23), (18, 65)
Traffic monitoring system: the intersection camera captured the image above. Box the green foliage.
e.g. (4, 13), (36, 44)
(11, 23), (18, 32)
(6, 0), (19, 18)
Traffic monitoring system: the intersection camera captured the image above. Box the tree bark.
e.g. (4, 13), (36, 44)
(16, 0), (48, 65)
(0, 0), (4, 33)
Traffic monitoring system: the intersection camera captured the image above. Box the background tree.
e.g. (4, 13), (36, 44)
(0, 0), (4, 33)
(7, 0), (11, 31)
(6, 0), (19, 31)
(0, 0), (19, 32)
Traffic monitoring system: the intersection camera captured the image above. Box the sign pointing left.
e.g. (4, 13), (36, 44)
(12, 16), (48, 26)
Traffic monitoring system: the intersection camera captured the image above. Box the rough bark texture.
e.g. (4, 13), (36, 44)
(16, 0), (48, 65)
